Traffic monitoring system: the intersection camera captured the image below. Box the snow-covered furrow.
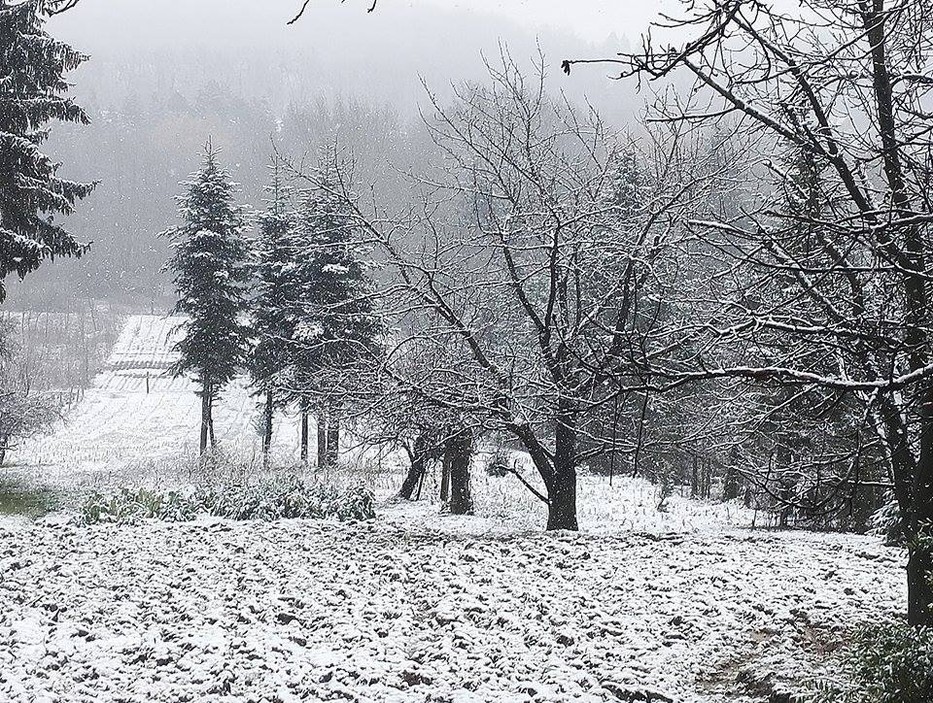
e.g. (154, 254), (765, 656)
(0, 513), (905, 703)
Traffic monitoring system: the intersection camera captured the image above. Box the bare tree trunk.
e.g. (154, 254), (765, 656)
(300, 403), (309, 465)
(723, 469), (738, 501)
(199, 385), (210, 455)
(208, 399), (216, 450)
(907, 530), (933, 627)
(262, 388), (273, 469)
(547, 401), (578, 531)
(907, 387), (933, 626)
(440, 453), (451, 504)
(325, 408), (339, 467)
(691, 455), (699, 498)
(399, 434), (431, 500)
(398, 455), (425, 500)
(316, 408), (327, 468)
(862, 3), (933, 627)
(447, 427), (473, 515)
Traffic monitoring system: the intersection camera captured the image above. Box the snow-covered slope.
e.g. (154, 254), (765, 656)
(14, 315), (305, 479)
(0, 315), (911, 703)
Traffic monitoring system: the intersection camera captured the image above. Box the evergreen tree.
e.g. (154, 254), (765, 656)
(0, 0), (95, 301)
(163, 143), (251, 455)
(285, 174), (382, 465)
(248, 159), (297, 466)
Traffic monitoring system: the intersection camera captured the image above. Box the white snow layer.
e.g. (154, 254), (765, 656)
(0, 512), (905, 703)
(0, 314), (909, 702)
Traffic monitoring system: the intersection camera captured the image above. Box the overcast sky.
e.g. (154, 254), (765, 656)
(417, 0), (666, 42)
(50, 0), (676, 49)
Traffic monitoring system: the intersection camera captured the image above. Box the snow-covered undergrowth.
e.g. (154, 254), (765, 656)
(80, 480), (375, 524)
(422, 467), (759, 535)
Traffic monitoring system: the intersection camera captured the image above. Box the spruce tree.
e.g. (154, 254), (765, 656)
(285, 174), (382, 466)
(249, 160), (298, 466)
(0, 0), (95, 301)
(163, 143), (250, 455)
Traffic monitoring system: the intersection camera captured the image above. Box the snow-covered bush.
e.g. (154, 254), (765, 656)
(196, 477), (375, 521)
(81, 488), (197, 524)
(814, 622), (933, 703)
(81, 479), (376, 524)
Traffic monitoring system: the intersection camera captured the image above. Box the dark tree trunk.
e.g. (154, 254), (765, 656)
(399, 434), (430, 500)
(262, 388), (273, 469)
(316, 409), (327, 468)
(863, 5), (933, 628)
(691, 455), (699, 498)
(300, 404), (309, 465)
(907, 386), (933, 626)
(199, 385), (210, 455)
(724, 466), (739, 501)
(446, 427), (473, 515)
(907, 536), (933, 626)
(440, 453), (451, 503)
(207, 396), (216, 450)
(398, 455), (426, 500)
(326, 410), (339, 467)
(547, 401), (578, 531)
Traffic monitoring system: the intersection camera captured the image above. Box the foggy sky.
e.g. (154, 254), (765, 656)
(17, 0), (674, 307)
(49, 0), (675, 50)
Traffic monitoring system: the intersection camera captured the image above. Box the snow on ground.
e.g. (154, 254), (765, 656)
(0, 512), (905, 703)
(0, 313), (910, 702)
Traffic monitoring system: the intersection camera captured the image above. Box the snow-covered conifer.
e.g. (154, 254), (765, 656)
(285, 171), (382, 465)
(248, 159), (298, 464)
(0, 0), (95, 300)
(163, 143), (251, 455)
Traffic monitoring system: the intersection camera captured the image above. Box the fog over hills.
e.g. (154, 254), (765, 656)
(7, 1), (646, 309)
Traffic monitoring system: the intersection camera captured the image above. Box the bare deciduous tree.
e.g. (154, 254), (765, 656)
(301, 54), (721, 530)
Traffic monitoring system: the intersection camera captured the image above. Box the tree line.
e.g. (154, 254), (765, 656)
(162, 144), (382, 461)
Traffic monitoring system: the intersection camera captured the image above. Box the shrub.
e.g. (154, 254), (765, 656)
(81, 478), (376, 524)
(81, 487), (197, 524)
(813, 622), (933, 703)
(196, 476), (376, 521)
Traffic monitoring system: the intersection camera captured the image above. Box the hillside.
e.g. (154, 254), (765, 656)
(12, 315), (306, 483)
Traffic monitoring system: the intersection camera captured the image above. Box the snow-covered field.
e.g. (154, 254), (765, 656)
(10, 315), (308, 482)
(0, 314), (910, 702)
(0, 512), (906, 703)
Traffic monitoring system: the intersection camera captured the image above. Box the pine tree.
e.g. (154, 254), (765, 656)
(163, 143), (251, 455)
(0, 0), (95, 301)
(285, 174), (382, 465)
(248, 159), (297, 466)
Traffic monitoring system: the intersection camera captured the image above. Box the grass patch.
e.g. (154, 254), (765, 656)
(0, 477), (60, 518)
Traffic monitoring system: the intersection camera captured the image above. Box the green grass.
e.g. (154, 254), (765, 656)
(0, 477), (60, 518)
